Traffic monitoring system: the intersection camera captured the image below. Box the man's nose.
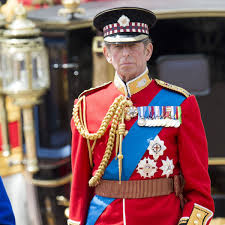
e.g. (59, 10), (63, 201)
(122, 46), (130, 56)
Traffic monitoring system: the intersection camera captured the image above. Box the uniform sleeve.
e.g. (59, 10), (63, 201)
(68, 115), (94, 225)
(177, 95), (214, 225)
(0, 177), (15, 225)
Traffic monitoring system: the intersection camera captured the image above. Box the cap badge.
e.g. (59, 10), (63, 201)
(117, 15), (130, 27)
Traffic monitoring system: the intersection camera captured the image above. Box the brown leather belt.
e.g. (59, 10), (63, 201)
(95, 177), (178, 199)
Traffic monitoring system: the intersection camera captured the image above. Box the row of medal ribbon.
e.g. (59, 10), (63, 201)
(137, 106), (182, 128)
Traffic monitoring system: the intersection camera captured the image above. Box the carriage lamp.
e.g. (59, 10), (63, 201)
(0, 4), (50, 173)
(58, 0), (85, 18)
(0, 12), (11, 157)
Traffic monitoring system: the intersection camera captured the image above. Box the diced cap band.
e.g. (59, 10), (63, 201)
(103, 22), (149, 37)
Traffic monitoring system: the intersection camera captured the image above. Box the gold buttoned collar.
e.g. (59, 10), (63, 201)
(114, 68), (151, 97)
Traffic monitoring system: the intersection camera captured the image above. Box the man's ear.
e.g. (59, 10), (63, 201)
(145, 43), (153, 61)
(103, 45), (112, 64)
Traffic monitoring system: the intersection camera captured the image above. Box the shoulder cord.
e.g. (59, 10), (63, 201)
(78, 96), (95, 168)
(72, 95), (132, 186)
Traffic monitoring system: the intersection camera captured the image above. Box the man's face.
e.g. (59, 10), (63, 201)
(103, 41), (153, 82)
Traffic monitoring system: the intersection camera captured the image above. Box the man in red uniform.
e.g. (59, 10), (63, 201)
(68, 7), (214, 225)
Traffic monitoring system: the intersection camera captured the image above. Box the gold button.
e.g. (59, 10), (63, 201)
(197, 213), (201, 219)
(194, 220), (198, 225)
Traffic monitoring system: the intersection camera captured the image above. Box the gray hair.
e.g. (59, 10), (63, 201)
(142, 37), (152, 49)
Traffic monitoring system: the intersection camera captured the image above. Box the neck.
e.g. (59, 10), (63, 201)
(114, 67), (151, 97)
(118, 69), (147, 83)
(117, 68), (148, 83)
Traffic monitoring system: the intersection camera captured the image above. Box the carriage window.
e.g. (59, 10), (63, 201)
(156, 54), (210, 96)
(156, 53), (225, 158)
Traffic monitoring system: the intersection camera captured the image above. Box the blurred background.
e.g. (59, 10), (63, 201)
(0, 0), (224, 224)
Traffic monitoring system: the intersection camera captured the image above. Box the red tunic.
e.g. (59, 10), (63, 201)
(68, 70), (214, 225)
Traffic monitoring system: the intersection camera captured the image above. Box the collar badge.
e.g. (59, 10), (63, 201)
(137, 78), (147, 88)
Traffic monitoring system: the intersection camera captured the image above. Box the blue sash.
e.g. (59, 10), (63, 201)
(86, 195), (114, 225)
(86, 88), (186, 225)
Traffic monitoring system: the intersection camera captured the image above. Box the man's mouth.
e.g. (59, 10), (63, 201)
(121, 62), (133, 65)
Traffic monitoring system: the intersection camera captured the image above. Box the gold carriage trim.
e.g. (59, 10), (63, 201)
(67, 219), (80, 225)
(187, 203), (213, 225)
(155, 79), (191, 98)
(78, 81), (112, 99)
(0, 147), (24, 177)
(178, 217), (189, 225)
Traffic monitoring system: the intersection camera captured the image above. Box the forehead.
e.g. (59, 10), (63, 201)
(109, 42), (144, 48)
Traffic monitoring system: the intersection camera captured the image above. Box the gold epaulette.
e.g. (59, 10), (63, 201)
(155, 79), (191, 98)
(78, 81), (112, 99)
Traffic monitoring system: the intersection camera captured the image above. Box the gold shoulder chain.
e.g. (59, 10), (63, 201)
(72, 94), (132, 187)
(155, 79), (191, 98)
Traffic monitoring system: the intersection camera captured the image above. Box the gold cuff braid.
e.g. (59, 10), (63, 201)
(178, 217), (189, 225)
(187, 203), (213, 225)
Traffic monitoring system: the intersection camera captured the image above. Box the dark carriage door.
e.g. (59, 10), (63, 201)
(152, 17), (225, 217)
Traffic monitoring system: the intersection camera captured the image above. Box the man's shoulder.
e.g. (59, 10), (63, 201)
(78, 81), (112, 99)
(154, 79), (191, 98)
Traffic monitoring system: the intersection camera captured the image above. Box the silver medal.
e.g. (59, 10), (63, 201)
(138, 118), (146, 126)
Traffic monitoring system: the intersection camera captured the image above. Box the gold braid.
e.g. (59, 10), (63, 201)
(73, 95), (124, 140)
(72, 95), (132, 187)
